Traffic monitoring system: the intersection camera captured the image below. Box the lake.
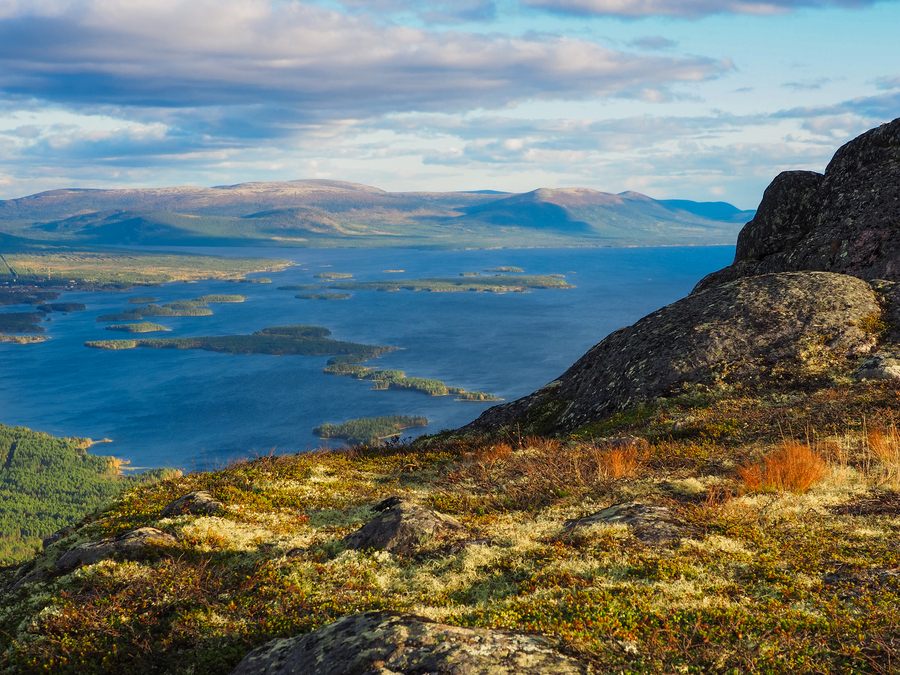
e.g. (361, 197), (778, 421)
(0, 246), (735, 470)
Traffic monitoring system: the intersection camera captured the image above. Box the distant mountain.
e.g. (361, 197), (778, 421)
(0, 180), (753, 249)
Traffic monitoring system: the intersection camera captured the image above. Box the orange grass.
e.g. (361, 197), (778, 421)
(737, 441), (827, 493)
(867, 428), (900, 490)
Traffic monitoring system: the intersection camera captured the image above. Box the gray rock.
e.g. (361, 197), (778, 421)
(344, 497), (467, 555)
(160, 491), (224, 517)
(695, 117), (900, 291)
(463, 271), (878, 435)
(565, 502), (679, 544)
(229, 610), (588, 675)
(54, 526), (177, 572)
(852, 352), (900, 381)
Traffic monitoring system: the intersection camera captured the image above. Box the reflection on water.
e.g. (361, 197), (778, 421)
(0, 246), (733, 470)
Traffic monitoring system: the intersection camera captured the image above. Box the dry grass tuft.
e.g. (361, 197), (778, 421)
(737, 441), (827, 494)
(867, 428), (900, 490)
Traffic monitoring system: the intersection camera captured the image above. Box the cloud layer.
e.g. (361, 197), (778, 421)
(521, 0), (882, 18)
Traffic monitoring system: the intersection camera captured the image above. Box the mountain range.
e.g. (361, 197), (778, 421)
(0, 180), (754, 249)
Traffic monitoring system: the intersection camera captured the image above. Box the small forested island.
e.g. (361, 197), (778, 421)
(484, 266), (524, 273)
(0, 311), (46, 333)
(35, 303), (87, 313)
(295, 292), (351, 300)
(0, 423), (178, 563)
(85, 324), (395, 358)
(0, 334), (46, 344)
(229, 277), (272, 284)
(312, 415), (428, 445)
(459, 272), (481, 277)
(277, 284), (323, 290)
(329, 274), (573, 293)
(96, 295), (245, 322)
(127, 297), (157, 304)
(323, 355), (499, 399)
(193, 294), (245, 303)
(105, 322), (171, 333)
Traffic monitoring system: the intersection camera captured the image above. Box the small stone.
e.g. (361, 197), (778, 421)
(228, 610), (589, 675)
(566, 502), (679, 544)
(344, 499), (467, 555)
(161, 491), (224, 517)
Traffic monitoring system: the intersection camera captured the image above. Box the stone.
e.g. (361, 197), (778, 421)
(160, 491), (224, 517)
(565, 502), (679, 544)
(344, 498), (467, 555)
(852, 352), (900, 381)
(54, 526), (178, 572)
(228, 610), (589, 675)
(463, 271), (878, 435)
(695, 117), (900, 291)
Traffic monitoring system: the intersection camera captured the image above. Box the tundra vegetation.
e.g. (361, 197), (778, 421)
(2, 364), (900, 673)
(312, 415), (429, 445)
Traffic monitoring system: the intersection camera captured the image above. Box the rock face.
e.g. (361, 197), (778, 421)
(852, 352), (900, 382)
(695, 117), (900, 291)
(344, 497), (467, 555)
(463, 271), (878, 435)
(229, 610), (588, 675)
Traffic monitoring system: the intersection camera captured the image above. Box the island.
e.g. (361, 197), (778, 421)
(105, 322), (171, 333)
(313, 272), (353, 279)
(484, 266), (525, 273)
(85, 325), (395, 358)
(312, 415), (428, 445)
(277, 285), (324, 290)
(128, 296), (157, 304)
(295, 293), (351, 300)
(96, 295), (246, 321)
(328, 275), (574, 293)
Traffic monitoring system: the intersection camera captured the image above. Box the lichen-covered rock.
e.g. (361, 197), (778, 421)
(344, 497), (466, 555)
(229, 610), (588, 675)
(54, 527), (177, 572)
(463, 271), (878, 435)
(695, 117), (900, 291)
(565, 502), (679, 544)
(852, 352), (900, 381)
(161, 490), (224, 517)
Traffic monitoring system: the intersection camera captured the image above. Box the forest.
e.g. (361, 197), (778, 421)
(0, 424), (178, 564)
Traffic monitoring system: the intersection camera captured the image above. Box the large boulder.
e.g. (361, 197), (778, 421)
(344, 497), (467, 555)
(229, 610), (588, 675)
(462, 271), (878, 435)
(696, 117), (900, 291)
(54, 527), (177, 572)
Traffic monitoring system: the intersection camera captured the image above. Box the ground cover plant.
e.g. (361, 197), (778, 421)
(3, 356), (900, 674)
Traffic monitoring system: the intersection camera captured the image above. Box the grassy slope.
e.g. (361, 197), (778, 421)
(2, 341), (900, 673)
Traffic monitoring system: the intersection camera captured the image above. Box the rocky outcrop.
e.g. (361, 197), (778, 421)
(229, 610), (588, 675)
(695, 117), (900, 291)
(160, 491), (224, 518)
(344, 497), (467, 555)
(463, 271), (878, 435)
(54, 527), (178, 572)
(852, 352), (900, 381)
(565, 502), (679, 544)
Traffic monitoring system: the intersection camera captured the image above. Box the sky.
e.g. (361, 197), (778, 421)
(0, 0), (898, 208)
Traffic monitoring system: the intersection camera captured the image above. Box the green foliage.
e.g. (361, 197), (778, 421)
(34, 303), (87, 312)
(230, 277), (272, 284)
(313, 415), (429, 444)
(455, 391), (503, 401)
(253, 325), (332, 339)
(0, 312), (45, 333)
(104, 322), (170, 334)
(277, 285), (323, 290)
(127, 297), (157, 304)
(295, 293), (351, 300)
(0, 289), (59, 306)
(483, 266), (524, 273)
(313, 272), (353, 279)
(96, 304), (213, 321)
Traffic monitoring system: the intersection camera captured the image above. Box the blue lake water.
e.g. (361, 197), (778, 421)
(0, 246), (734, 470)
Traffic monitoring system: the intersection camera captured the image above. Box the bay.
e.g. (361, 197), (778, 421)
(0, 246), (734, 470)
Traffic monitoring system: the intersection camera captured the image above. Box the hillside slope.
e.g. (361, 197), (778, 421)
(0, 180), (749, 248)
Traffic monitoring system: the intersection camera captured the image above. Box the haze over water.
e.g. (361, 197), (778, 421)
(0, 246), (734, 471)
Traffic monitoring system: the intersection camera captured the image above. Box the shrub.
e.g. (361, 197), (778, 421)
(867, 428), (900, 490)
(737, 441), (826, 493)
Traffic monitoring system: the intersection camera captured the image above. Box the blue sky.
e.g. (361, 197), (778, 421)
(0, 0), (897, 208)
